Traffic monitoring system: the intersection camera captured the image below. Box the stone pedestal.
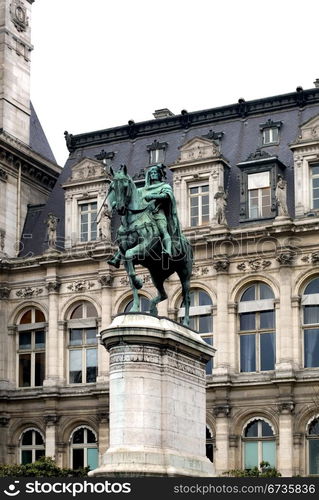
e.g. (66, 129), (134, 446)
(90, 313), (215, 477)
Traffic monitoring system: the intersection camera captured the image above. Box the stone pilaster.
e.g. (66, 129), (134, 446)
(44, 280), (62, 386)
(44, 414), (59, 459)
(277, 402), (294, 476)
(213, 265), (230, 378)
(276, 266), (294, 377)
(213, 405), (231, 475)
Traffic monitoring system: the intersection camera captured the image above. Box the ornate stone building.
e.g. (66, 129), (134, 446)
(2, 0), (319, 477)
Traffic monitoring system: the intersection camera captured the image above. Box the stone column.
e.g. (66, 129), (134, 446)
(97, 273), (113, 384)
(276, 254), (294, 377)
(90, 314), (215, 477)
(0, 286), (11, 389)
(278, 403), (294, 476)
(292, 433), (303, 476)
(44, 280), (61, 387)
(0, 416), (10, 464)
(97, 411), (109, 464)
(44, 415), (59, 460)
(213, 260), (230, 379)
(213, 406), (231, 475)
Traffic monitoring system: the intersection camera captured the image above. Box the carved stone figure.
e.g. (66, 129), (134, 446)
(97, 205), (111, 241)
(46, 213), (59, 248)
(214, 187), (228, 225)
(275, 175), (289, 217)
(106, 163), (193, 324)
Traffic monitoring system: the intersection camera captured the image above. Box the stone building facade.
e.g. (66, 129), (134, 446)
(2, 0), (319, 477)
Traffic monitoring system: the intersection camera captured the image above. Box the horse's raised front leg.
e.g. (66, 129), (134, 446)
(149, 271), (167, 317)
(124, 260), (140, 312)
(180, 275), (191, 327)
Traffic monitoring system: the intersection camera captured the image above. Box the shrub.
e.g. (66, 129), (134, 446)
(0, 456), (89, 477)
(224, 461), (281, 477)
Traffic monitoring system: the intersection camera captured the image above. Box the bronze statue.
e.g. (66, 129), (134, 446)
(107, 164), (192, 325)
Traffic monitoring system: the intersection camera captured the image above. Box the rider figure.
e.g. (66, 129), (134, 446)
(143, 164), (172, 257)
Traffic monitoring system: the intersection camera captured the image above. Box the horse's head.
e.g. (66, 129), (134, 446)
(108, 164), (132, 216)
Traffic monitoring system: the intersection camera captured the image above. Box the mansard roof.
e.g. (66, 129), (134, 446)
(20, 87), (319, 257)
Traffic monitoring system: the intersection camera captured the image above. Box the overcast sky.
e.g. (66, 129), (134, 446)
(30, 0), (319, 167)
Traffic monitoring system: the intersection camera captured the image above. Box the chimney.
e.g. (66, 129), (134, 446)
(314, 79), (319, 88)
(153, 108), (174, 119)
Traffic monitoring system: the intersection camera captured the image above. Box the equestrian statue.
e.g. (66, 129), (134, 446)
(106, 163), (192, 325)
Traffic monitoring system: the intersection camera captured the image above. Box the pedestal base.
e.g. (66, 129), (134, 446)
(89, 314), (215, 477)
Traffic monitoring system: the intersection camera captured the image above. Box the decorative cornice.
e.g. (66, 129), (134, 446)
(94, 150), (115, 162)
(98, 274), (113, 288)
(213, 405), (231, 418)
(44, 414), (59, 425)
(69, 88), (319, 150)
(202, 130), (224, 142)
(16, 286), (43, 298)
(245, 149), (273, 162)
(259, 118), (283, 130)
(67, 280), (94, 292)
(10, 0), (29, 32)
(237, 259), (271, 272)
(213, 259), (230, 273)
(278, 402), (295, 414)
(276, 251), (295, 266)
(46, 280), (61, 293)
(0, 286), (10, 299)
(146, 139), (168, 151)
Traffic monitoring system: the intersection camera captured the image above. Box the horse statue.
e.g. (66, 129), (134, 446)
(106, 163), (192, 326)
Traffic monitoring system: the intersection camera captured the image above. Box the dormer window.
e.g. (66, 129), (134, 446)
(147, 139), (167, 165)
(259, 119), (282, 146)
(79, 201), (97, 242)
(248, 171), (271, 218)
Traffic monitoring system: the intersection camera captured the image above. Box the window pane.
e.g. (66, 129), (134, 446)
(245, 421), (258, 437)
(260, 310), (275, 329)
(260, 333), (275, 371)
(206, 443), (213, 462)
(86, 329), (98, 344)
(86, 349), (97, 383)
(35, 431), (44, 445)
(244, 442), (258, 469)
(87, 429), (96, 443)
(21, 450), (32, 465)
(309, 419), (319, 435)
(198, 315), (212, 333)
(240, 313), (256, 331)
(240, 335), (256, 372)
(69, 350), (82, 383)
(304, 306), (319, 325)
(34, 352), (45, 386)
(204, 337), (213, 374)
(262, 441), (276, 467)
(304, 279), (319, 295)
(202, 185), (209, 192)
(70, 329), (83, 345)
(260, 284), (274, 300)
(19, 332), (31, 350)
(22, 430), (33, 445)
(199, 291), (212, 306)
(80, 204), (88, 212)
(35, 449), (45, 461)
(312, 165), (319, 176)
(20, 310), (32, 324)
(19, 354), (31, 387)
(309, 440), (319, 475)
(35, 310), (45, 323)
(190, 187), (198, 195)
(86, 302), (98, 318)
(73, 428), (84, 444)
(262, 421), (274, 437)
(87, 448), (98, 470)
(304, 330), (319, 367)
(71, 304), (83, 319)
(73, 448), (84, 469)
(35, 331), (45, 349)
(241, 286), (255, 302)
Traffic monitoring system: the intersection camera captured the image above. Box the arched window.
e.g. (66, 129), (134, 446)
(242, 418), (276, 469)
(308, 417), (319, 475)
(17, 307), (46, 387)
(67, 302), (98, 384)
(20, 429), (45, 464)
(238, 283), (275, 372)
(123, 296), (150, 313)
(302, 278), (319, 368)
(178, 289), (213, 374)
(70, 426), (98, 470)
(206, 426), (214, 463)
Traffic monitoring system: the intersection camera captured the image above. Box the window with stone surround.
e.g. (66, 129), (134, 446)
(302, 278), (319, 368)
(147, 139), (167, 166)
(67, 302), (98, 384)
(123, 296), (150, 313)
(70, 426), (98, 470)
(17, 308), (46, 388)
(311, 164), (319, 210)
(189, 184), (210, 227)
(238, 283), (275, 373)
(178, 289), (213, 374)
(79, 201), (97, 242)
(19, 429), (45, 465)
(248, 171), (271, 219)
(242, 418), (276, 469)
(260, 119), (282, 146)
(308, 417), (319, 475)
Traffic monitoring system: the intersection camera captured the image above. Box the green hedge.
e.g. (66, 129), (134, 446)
(0, 457), (89, 477)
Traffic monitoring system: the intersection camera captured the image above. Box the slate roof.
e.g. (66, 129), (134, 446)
(20, 88), (319, 257)
(29, 102), (56, 164)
